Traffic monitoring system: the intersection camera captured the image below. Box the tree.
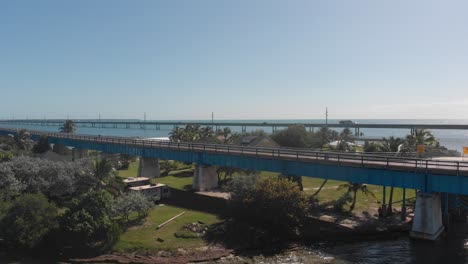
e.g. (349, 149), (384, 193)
(338, 182), (376, 212)
(316, 127), (339, 147)
(381, 136), (405, 153)
(0, 193), (58, 250)
(226, 176), (309, 237)
(312, 179), (328, 197)
(112, 192), (153, 222)
(13, 129), (33, 151)
(169, 127), (184, 142)
(160, 160), (178, 176)
(59, 119), (76, 134)
(271, 125), (309, 148)
(58, 190), (119, 252)
(32, 135), (50, 153)
(336, 128), (355, 151)
(279, 174), (303, 191)
(216, 127), (232, 143)
(380, 136), (405, 215)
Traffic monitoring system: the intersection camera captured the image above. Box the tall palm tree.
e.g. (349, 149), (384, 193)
(338, 182), (376, 212)
(59, 119), (76, 134)
(406, 129), (439, 148)
(380, 136), (405, 215)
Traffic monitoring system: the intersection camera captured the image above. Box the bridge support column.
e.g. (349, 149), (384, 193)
(72, 148), (88, 160)
(410, 192), (444, 241)
(138, 157), (160, 178)
(53, 143), (68, 155)
(193, 165), (218, 191)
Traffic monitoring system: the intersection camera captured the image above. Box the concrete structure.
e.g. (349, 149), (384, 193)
(128, 183), (170, 201)
(53, 143), (69, 155)
(138, 157), (160, 178)
(410, 192), (444, 240)
(72, 148), (88, 160)
(123, 177), (150, 187)
(193, 165), (218, 191)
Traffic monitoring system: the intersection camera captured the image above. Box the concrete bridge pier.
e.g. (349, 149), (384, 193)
(193, 165), (218, 191)
(72, 148), (89, 160)
(138, 157), (160, 178)
(53, 143), (68, 155)
(410, 192), (444, 241)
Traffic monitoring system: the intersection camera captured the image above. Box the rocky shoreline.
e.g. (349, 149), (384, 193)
(68, 214), (411, 264)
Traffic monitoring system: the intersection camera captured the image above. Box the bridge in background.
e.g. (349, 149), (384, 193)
(1, 126), (466, 240)
(2, 119), (468, 135)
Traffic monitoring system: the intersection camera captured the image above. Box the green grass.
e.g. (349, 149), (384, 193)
(118, 161), (139, 178)
(114, 205), (220, 253)
(255, 172), (414, 214)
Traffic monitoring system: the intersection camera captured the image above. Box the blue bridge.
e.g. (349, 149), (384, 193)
(1, 127), (466, 240)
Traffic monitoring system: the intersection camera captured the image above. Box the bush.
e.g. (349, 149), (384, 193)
(32, 136), (50, 154)
(112, 191), (153, 222)
(333, 192), (352, 212)
(160, 160), (178, 175)
(58, 190), (120, 253)
(0, 193), (58, 250)
(226, 176), (309, 238)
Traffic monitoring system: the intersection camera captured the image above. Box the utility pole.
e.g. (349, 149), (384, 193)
(144, 112), (147, 122)
(325, 107), (328, 126)
(211, 112), (214, 129)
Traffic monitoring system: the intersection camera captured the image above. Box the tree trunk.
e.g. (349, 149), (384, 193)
(350, 190), (357, 211)
(387, 187), (394, 215)
(313, 179), (328, 196)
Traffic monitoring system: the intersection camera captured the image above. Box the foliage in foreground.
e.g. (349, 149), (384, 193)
(0, 193), (58, 250)
(226, 175), (309, 238)
(58, 190), (120, 253)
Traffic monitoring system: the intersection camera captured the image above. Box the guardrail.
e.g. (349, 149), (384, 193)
(2, 127), (468, 175)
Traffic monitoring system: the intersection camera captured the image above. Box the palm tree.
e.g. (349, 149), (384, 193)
(380, 136), (405, 215)
(338, 182), (376, 212)
(59, 119), (76, 134)
(169, 127), (184, 142)
(312, 179), (328, 197)
(217, 127), (232, 143)
(336, 128), (355, 151)
(406, 129), (439, 149)
(381, 136), (404, 153)
(13, 129), (32, 150)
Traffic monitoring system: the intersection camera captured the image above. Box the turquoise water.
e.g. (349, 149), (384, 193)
(2, 119), (468, 151)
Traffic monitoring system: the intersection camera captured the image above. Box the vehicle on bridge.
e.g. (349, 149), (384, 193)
(339, 120), (356, 125)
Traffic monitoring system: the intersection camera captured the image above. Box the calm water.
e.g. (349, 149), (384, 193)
(213, 223), (468, 264)
(2, 119), (468, 151)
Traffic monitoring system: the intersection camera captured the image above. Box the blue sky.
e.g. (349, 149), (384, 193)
(1, 0), (468, 120)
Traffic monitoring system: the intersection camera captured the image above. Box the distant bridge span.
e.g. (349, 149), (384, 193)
(2, 119), (468, 134)
(1, 127), (468, 195)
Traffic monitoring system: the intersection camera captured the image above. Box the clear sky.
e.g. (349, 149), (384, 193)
(1, 0), (468, 120)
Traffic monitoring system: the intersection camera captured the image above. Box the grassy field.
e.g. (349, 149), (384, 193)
(115, 160), (413, 252)
(114, 205), (220, 253)
(116, 161), (218, 252)
(118, 161), (415, 214)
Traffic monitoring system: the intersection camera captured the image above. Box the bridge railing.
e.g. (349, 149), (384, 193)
(2, 127), (468, 175)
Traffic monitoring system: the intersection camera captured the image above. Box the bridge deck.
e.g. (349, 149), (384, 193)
(2, 127), (467, 177)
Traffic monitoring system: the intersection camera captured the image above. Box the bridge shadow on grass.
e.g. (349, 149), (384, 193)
(169, 170), (194, 178)
(164, 187), (227, 216)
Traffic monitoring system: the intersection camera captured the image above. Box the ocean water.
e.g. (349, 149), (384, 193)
(1, 119), (468, 151)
